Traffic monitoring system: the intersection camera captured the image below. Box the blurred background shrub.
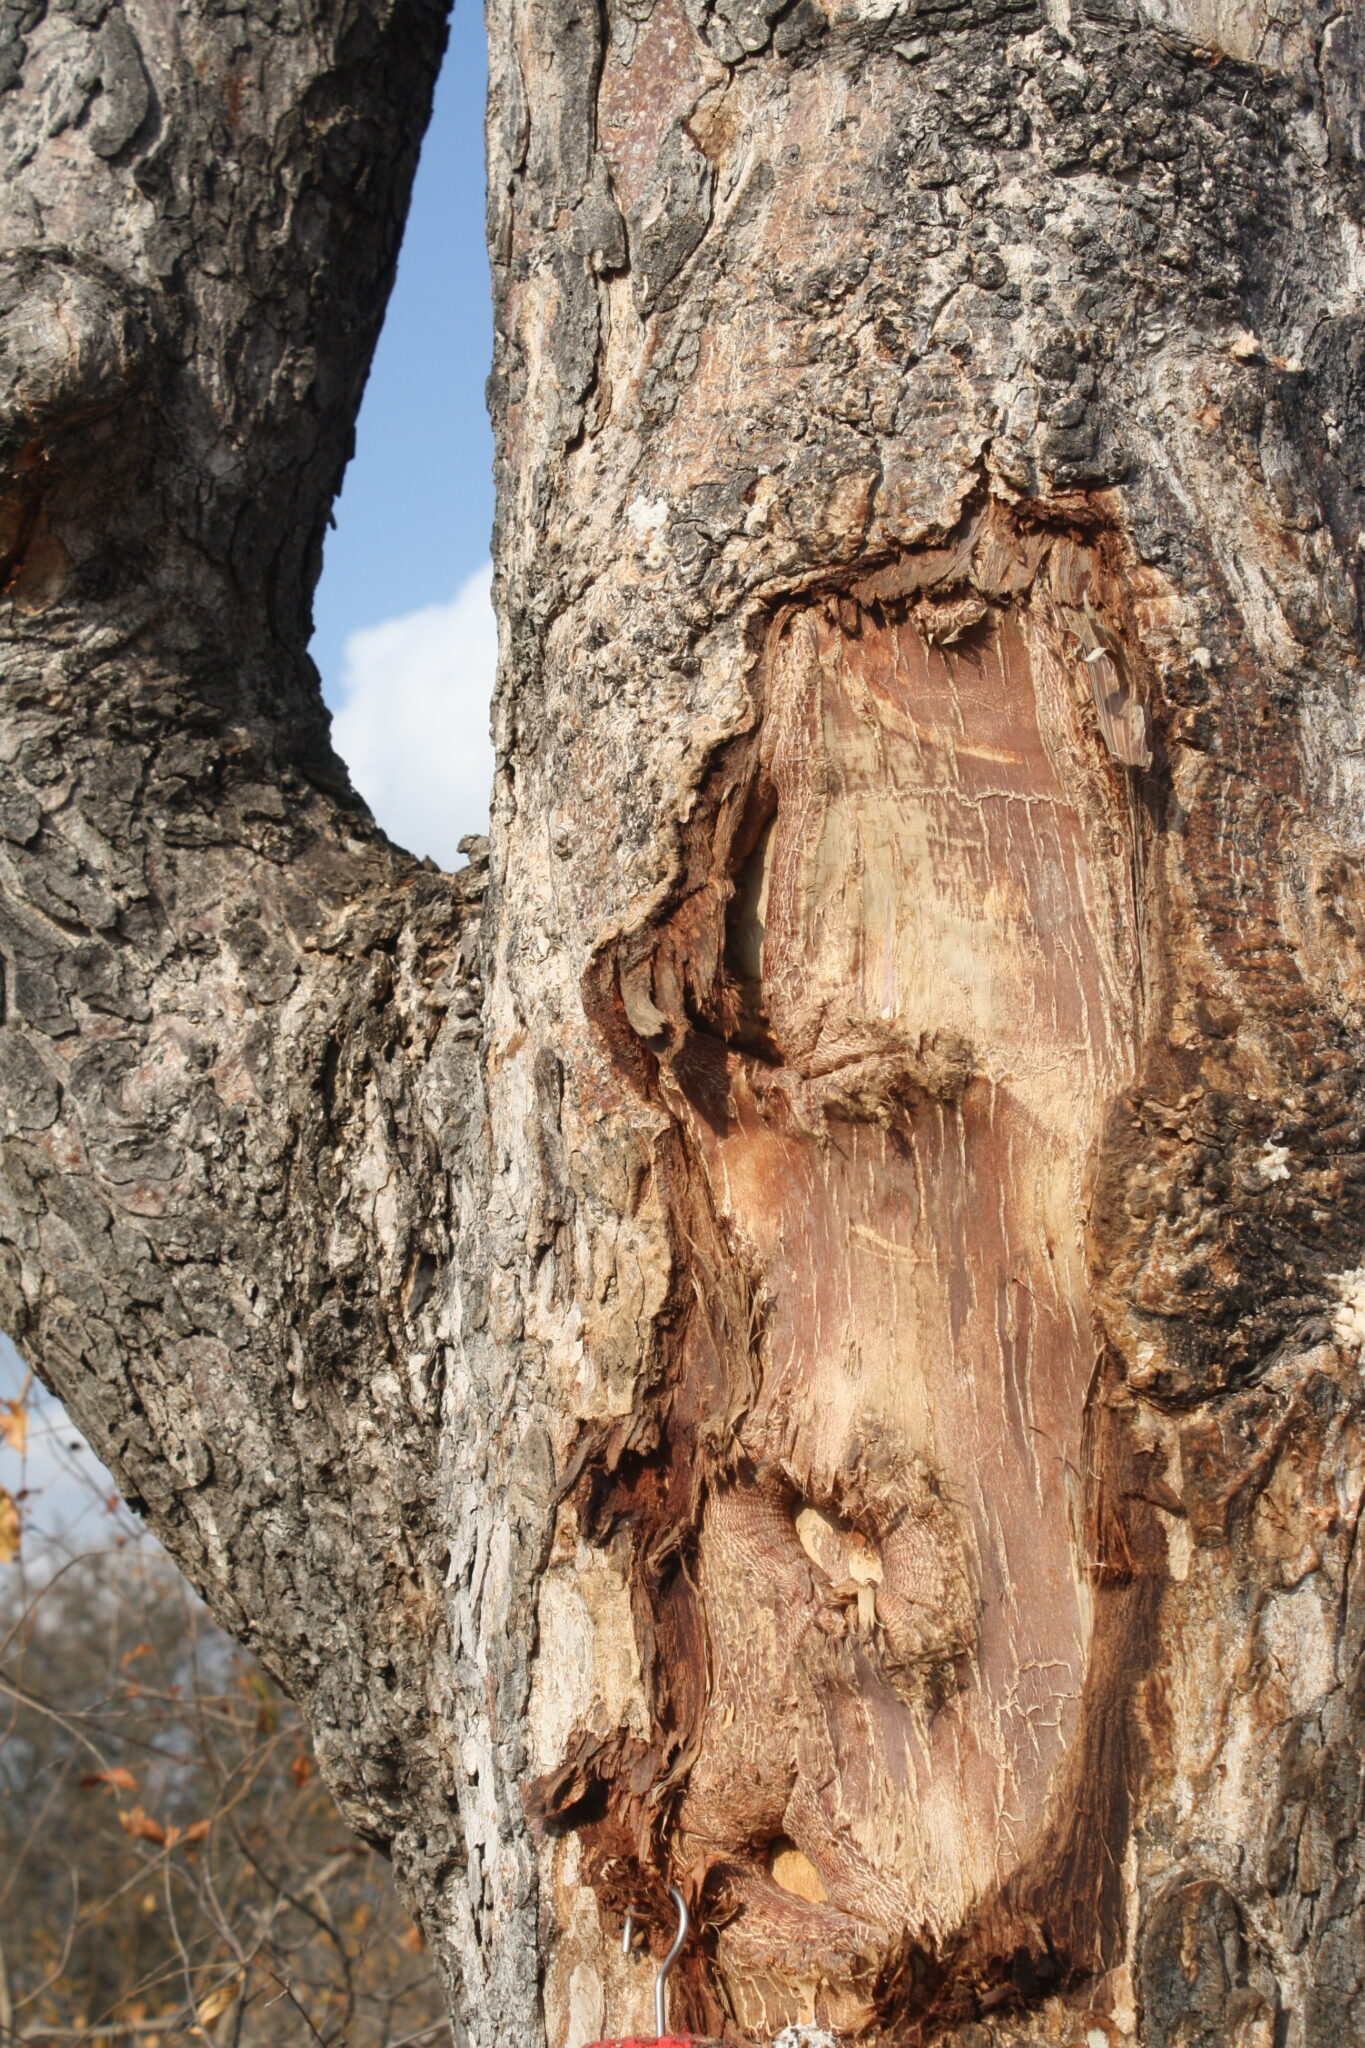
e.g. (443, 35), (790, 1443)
(0, 1350), (451, 2048)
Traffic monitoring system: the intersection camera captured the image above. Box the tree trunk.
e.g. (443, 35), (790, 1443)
(3, 0), (1364, 2043)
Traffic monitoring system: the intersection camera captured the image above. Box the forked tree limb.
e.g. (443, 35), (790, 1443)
(3, 2), (1365, 2045)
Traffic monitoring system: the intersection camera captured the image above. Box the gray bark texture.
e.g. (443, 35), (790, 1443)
(4, 1), (1365, 2045)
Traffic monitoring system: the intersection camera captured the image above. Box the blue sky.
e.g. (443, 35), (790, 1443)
(1, 16), (498, 1541)
(312, 10), (498, 868)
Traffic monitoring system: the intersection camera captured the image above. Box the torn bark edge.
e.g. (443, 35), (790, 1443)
(556, 491), (1178, 2031)
(555, 498), (1185, 2037)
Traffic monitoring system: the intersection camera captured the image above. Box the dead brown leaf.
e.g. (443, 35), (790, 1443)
(80, 1766), (139, 1794)
(0, 1400), (26, 1454)
(118, 1804), (168, 1845)
(0, 1487), (19, 1564)
(195, 1977), (241, 2028)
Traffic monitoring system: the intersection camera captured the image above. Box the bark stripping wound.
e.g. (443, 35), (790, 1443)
(541, 510), (1157, 2036)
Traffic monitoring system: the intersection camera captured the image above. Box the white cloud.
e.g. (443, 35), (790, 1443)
(330, 561), (496, 873)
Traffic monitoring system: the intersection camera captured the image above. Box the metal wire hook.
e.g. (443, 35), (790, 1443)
(655, 1887), (689, 2040)
(622, 1888), (689, 2040)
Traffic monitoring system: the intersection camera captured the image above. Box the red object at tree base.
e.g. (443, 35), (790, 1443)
(608, 1887), (744, 2048)
(582, 2037), (742, 2047)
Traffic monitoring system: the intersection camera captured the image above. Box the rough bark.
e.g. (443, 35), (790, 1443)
(3, 2), (1365, 2046)
(0, 0), (521, 2022)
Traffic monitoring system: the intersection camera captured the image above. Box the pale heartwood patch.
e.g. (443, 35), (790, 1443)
(536, 493), (1365, 2043)
(541, 505), (1161, 2038)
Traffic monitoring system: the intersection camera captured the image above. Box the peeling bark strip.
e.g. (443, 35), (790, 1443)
(2, 1), (1365, 2047)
